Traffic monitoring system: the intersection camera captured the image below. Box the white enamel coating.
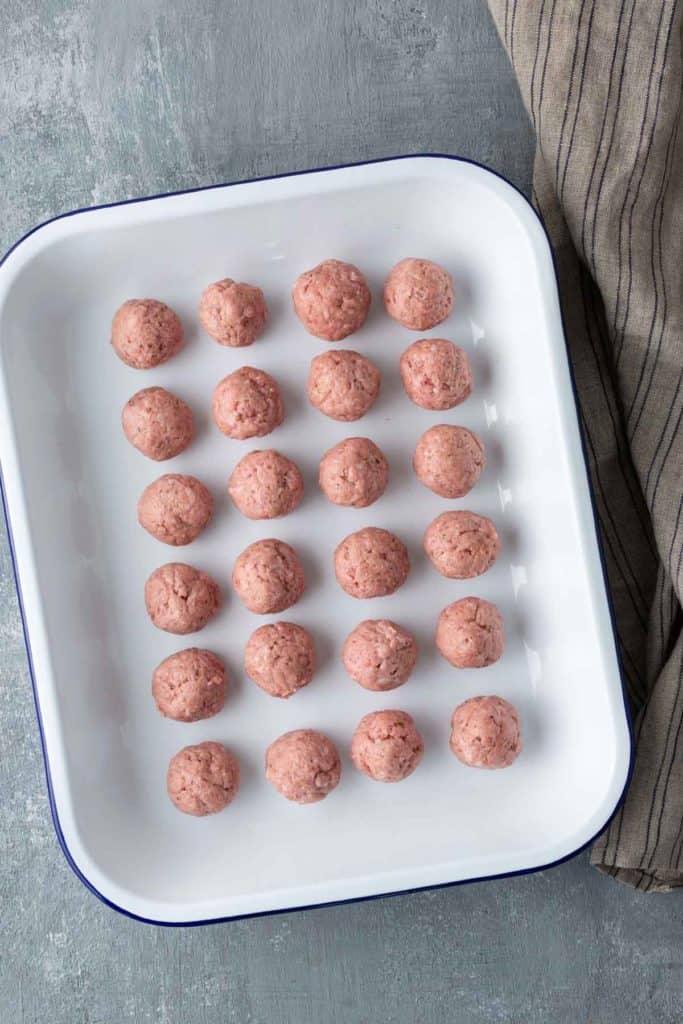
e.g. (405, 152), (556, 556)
(0, 157), (630, 923)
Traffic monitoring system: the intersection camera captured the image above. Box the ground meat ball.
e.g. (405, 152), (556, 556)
(232, 539), (306, 614)
(342, 619), (417, 691)
(350, 710), (424, 782)
(137, 474), (213, 545)
(145, 562), (221, 634)
(400, 338), (472, 409)
(199, 278), (268, 347)
(413, 424), (485, 498)
(122, 387), (194, 461)
(167, 741), (240, 815)
(152, 648), (227, 722)
(212, 366), (284, 440)
(334, 527), (409, 599)
(319, 437), (389, 508)
(244, 622), (316, 698)
(449, 696), (521, 769)
(424, 511), (500, 579)
(383, 258), (453, 330)
(307, 349), (381, 421)
(436, 597), (504, 668)
(111, 299), (184, 369)
(292, 259), (371, 341)
(265, 729), (341, 803)
(228, 450), (304, 519)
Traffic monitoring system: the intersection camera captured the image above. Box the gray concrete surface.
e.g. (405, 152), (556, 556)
(0, 2), (681, 1022)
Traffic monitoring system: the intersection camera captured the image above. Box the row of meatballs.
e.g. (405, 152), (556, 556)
(144, 512), (500, 630)
(168, 696), (522, 817)
(134, 425), (487, 548)
(121, 335), (473, 464)
(111, 256), (454, 372)
(153, 606), (503, 722)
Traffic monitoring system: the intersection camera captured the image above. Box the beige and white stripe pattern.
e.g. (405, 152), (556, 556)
(487, 0), (683, 890)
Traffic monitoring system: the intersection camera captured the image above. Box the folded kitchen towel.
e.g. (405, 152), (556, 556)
(486, 0), (683, 890)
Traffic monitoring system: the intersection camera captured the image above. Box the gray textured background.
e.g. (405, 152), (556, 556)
(1, 2), (681, 1022)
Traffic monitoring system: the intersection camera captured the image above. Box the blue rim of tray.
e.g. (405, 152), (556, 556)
(0, 153), (634, 927)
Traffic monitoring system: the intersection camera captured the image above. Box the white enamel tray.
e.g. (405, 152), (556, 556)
(0, 156), (631, 924)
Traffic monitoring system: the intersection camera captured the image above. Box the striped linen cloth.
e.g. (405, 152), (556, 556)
(486, 0), (683, 890)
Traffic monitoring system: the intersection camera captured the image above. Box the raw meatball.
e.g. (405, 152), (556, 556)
(400, 338), (472, 409)
(436, 597), (504, 668)
(167, 741), (240, 815)
(450, 696), (521, 769)
(413, 424), (485, 498)
(232, 539), (305, 614)
(228, 450), (304, 520)
(244, 622), (315, 698)
(212, 366), (284, 440)
(350, 710), (424, 782)
(292, 259), (371, 341)
(199, 278), (268, 347)
(424, 511), (500, 579)
(342, 619), (417, 691)
(307, 349), (381, 421)
(265, 729), (341, 803)
(152, 648), (227, 721)
(319, 437), (388, 508)
(383, 258), (453, 330)
(137, 474), (213, 546)
(334, 527), (409, 599)
(111, 299), (183, 369)
(145, 562), (221, 634)
(122, 387), (194, 461)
